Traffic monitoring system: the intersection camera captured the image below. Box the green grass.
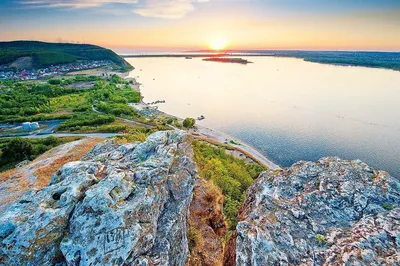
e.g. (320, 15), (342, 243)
(58, 112), (115, 131)
(50, 93), (88, 111)
(114, 127), (158, 143)
(192, 140), (265, 229)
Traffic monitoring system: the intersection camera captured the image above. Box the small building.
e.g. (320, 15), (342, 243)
(22, 122), (32, 131)
(31, 122), (40, 130)
(22, 122), (40, 131)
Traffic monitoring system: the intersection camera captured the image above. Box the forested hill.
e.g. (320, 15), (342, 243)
(0, 41), (132, 70)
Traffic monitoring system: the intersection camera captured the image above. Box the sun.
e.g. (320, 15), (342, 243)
(208, 38), (228, 51)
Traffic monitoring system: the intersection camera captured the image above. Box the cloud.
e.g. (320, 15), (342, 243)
(20, 0), (138, 8)
(20, 0), (210, 18)
(133, 0), (210, 19)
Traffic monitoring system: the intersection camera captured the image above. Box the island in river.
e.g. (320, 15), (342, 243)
(202, 57), (252, 64)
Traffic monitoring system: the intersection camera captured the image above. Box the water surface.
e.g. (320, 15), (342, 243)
(127, 57), (400, 177)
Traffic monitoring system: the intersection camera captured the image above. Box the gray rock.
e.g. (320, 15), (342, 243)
(230, 157), (400, 265)
(0, 130), (196, 266)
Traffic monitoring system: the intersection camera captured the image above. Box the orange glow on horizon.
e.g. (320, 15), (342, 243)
(208, 38), (228, 51)
(1, 8), (399, 52)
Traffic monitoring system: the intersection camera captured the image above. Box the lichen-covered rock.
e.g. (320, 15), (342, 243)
(0, 130), (196, 266)
(226, 157), (400, 265)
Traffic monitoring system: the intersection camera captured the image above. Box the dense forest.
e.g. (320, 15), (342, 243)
(0, 41), (132, 70)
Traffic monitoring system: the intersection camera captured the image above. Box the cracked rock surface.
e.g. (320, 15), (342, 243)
(0, 130), (196, 266)
(225, 157), (400, 265)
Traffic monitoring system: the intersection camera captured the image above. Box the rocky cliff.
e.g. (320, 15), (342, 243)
(1, 130), (399, 266)
(0, 131), (196, 266)
(225, 157), (400, 265)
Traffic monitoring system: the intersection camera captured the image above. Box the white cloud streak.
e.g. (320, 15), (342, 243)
(20, 0), (138, 8)
(133, 0), (210, 19)
(20, 0), (211, 19)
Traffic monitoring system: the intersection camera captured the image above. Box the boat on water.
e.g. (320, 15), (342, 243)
(197, 115), (205, 120)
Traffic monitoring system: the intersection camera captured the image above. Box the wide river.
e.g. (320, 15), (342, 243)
(126, 57), (400, 177)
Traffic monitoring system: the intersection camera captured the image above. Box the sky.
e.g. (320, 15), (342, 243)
(1, 0), (400, 52)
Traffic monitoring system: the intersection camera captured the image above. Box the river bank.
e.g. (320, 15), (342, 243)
(191, 125), (280, 169)
(123, 74), (280, 170)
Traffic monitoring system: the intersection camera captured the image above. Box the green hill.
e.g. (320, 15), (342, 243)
(0, 41), (132, 71)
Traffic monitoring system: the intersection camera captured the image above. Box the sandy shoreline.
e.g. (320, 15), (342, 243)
(124, 75), (280, 170)
(192, 125), (280, 169)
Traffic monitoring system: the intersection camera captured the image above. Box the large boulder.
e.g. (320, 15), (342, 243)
(225, 157), (400, 265)
(0, 130), (196, 266)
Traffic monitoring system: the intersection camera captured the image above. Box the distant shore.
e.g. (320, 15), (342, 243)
(122, 50), (400, 72)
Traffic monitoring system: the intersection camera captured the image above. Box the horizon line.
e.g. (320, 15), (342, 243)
(1, 39), (400, 53)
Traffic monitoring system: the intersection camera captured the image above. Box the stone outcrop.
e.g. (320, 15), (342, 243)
(225, 157), (400, 265)
(186, 179), (227, 266)
(0, 130), (196, 266)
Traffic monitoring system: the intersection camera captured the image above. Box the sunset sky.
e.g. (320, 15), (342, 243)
(1, 0), (400, 52)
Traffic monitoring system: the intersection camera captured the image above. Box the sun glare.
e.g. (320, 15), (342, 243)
(208, 38), (228, 51)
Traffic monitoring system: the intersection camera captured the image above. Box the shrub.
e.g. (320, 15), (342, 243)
(315, 234), (326, 245)
(115, 128), (156, 143)
(382, 203), (393, 211)
(173, 120), (182, 129)
(42, 136), (58, 146)
(58, 113), (115, 131)
(33, 144), (49, 155)
(183, 118), (196, 129)
(97, 102), (136, 116)
(48, 79), (62, 85)
(192, 140), (265, 229)
(1, 138), (33, 161)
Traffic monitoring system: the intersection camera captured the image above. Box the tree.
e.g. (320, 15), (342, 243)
(48, 79), (61, 85)
(183, 118), (196, 129)
(1, 138), (33, 161)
